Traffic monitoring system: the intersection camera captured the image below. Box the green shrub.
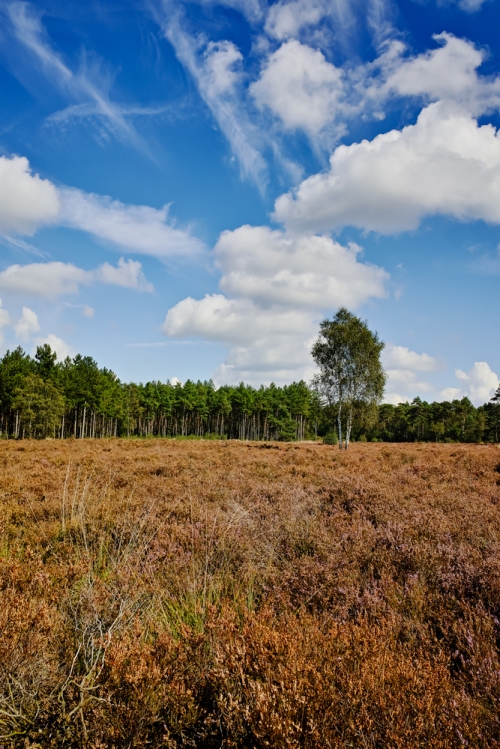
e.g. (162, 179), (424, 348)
(323, 431), (338, 445)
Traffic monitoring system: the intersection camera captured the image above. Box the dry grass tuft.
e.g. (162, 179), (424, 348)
(1, 440), (500, 747)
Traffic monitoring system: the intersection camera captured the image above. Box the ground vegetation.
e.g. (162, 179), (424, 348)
(1, 440), (500, 746)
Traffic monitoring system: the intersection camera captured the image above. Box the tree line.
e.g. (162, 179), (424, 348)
(0, 343), (498, 443)
(0, 345), (319, 441)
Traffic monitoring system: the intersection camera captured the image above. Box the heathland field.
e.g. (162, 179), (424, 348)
(2, 439), (500, 747)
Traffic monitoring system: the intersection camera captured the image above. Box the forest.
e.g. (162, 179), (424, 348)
(1, 344), (499, 443)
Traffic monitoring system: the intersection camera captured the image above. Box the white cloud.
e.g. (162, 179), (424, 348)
(384, 392), (408, 405)
(0, 155), (59, 235)
(34, 334), (75, 361)
(384, 360), (499, 406)
(0, 259), (153, 299)
(162, 225), (388, 384)
(383, 343), (438, 372)
(0, 299), (10, 344)
(377, 33), (500, 115)
(6, 2), (152, 154)
(161, 8), (267, 184)
(385, 369), (434, 391)
(0, 299), (11, 330)
(212, 336), (317, 385)
(83, 306), (95, 318)
(95, 258), (154, 292)
(274, 102), (500, 234)
(0, 154), (203, 257)
(194, 0), (263, 22)
(440, 386), (461, 400)
(14, 306), (40, 341)
(251, 40), (345, 135)
(202, 40), (243, 99)
(215, 225), (388, 309)
(0, 262), (89, 299)
(451, 0), (491, 12)
(162, 293), (317, 384)
(381, 343), (441, 402)
(162, 294), (314, 344)
(455, 361), (498, 404)
(59, 188), (204, 258)
(264, 0), (354, 40)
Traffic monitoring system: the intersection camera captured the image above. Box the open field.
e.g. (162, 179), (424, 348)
(1, 439), (500, 747)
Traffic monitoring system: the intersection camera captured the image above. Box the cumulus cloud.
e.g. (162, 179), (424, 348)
(0, 262), (88, 299)
(383, 344), (438, 372)
(440, 386), (461, 400)
(34, 334), (75, 361)
(0, 156), (59, 235)
(384, 360), (499, 406)
(215, 226), (388, 309)
(14, 306), (40, 341)
(162, 293), (314, 343)
(156, 1), (500, 182)
(455, 361), (498, 404)
(212, 336), (316, 385)
(0, 300), (11, 329)
(381, 344), (442, 402)
(385, 369), (434, 392)
(162, 293), (317, 384)
(274, 102), (500, 234)
(0, 259), (153, 299)
(264, 0), (354, 40)
(94, 258), (154, 292)
(0, 299), (11, 344)
(376, 33), (500, 115)
(251, 40), (345, 135)
(162, 225), (388, 384)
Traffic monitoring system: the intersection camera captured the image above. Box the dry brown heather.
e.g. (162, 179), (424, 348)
(1, 439), (500, 747)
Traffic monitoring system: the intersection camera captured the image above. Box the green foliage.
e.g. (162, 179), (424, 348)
(12, 374), (65, 438)
(323, 432), (339, 445)
(0, 345), (498, 443)
(312, 308), (386, 449)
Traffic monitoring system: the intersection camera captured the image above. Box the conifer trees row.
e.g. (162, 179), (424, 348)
(0, 344), (498, 442)
(0, 346), (319, 441)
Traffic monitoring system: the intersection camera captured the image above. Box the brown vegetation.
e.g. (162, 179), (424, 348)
(1, 438), (500, 747)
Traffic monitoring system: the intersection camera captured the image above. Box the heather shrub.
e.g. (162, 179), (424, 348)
(1, 440), (500, 747)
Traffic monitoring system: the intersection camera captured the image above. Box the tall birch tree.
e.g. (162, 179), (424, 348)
(311, 308), (386, 449)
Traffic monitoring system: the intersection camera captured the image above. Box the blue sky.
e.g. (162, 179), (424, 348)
(0, 0), (499, 404)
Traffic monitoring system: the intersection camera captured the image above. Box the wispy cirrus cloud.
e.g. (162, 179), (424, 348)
(58, 188), (205, 258)
(3, 1), (165, 155)
(159, 1), (268, 185)
(443, 0), (492, 12)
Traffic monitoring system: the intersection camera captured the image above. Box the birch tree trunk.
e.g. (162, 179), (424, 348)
(345, 406), (353, 450)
